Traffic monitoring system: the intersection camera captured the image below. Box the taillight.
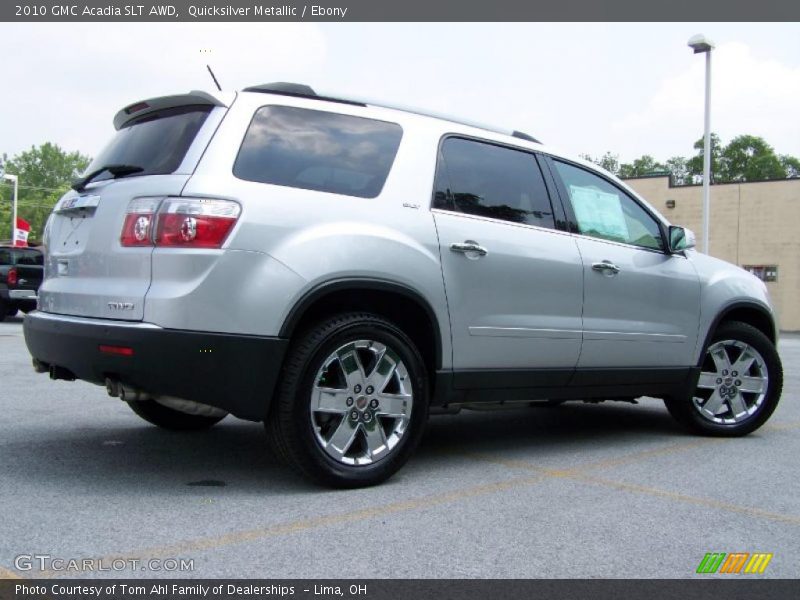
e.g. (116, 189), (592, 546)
(155, 198), (240, 248)
(7, 267), (17, 286)
(120, 197), (161, 247)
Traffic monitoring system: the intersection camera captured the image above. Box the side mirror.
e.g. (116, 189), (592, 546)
(668, 226), (696, 253)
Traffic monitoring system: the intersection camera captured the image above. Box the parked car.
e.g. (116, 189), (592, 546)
(24, 83), (783, 487)
(0, 245), (43, 320)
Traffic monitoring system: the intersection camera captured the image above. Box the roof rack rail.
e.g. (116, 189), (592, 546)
(241, 83), (540, 143)
(511, 131), (541, 144)
(241, 82), (366, 107)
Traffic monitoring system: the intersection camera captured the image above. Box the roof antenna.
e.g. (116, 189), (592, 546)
(206, 65), (222, 91)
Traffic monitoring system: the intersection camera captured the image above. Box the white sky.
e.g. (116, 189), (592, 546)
(1, 22), (798, 164)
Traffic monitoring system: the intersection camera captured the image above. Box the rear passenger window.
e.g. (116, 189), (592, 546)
(234, 106), (403, 199)
(433, 137), (555, 229)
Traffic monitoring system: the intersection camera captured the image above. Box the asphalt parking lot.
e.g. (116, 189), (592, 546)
(1, 313), (798, 579)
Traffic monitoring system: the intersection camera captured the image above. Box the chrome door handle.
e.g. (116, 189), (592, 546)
(450, 241), (488, 256)
(591, 260), (620, 274)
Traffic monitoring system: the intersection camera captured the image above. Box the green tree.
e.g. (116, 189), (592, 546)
(665, 156), (690, 185)
(580, 151), (620, 175)
(720, 135), (786, 182)
(687, 133), (723, 183)
(780, 155), (800, 178)
(0, 143), (91, 242)
(618, 155), (666, 178)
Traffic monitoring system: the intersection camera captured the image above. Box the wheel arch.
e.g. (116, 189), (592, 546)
(699, 301), (777, 361)
(279, 278), (444, 375)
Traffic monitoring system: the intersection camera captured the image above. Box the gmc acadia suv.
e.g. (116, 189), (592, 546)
(24, 83), (783, 487)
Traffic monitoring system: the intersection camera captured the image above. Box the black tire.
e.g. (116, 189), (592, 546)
(664, 321), (782, 436)
(0, 300), (9, 322)
(127, 398), (226, 431)
(267, 312), (429, 488)
(6, 307), (19, 318)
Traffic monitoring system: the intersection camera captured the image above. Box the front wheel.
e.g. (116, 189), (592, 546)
(664, 321), (782, 436)
(267, 312), (429, 488)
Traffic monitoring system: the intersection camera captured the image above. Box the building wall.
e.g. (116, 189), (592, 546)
(626, 176), (800, 331)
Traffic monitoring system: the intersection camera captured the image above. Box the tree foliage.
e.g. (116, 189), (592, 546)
(585, 133), (799, 185)
(0, 143), (91, 243)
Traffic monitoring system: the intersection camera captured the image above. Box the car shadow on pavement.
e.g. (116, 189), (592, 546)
(2, 400), (683, 494)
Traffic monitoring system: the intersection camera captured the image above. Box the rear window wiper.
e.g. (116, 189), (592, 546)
(71, 164), (145, 192)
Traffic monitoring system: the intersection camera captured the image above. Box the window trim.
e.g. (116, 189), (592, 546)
(542, 154), (671, 254)
(232, 104), (404, 199)
(430, 133), (567, 231)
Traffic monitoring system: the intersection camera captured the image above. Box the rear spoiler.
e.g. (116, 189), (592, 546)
(113, 90), (234, 130)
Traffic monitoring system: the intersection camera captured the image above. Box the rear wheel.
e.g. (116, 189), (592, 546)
(267, 312), (429, 488)
(127, 398), (226, 431)
(664, 321), (782, 436)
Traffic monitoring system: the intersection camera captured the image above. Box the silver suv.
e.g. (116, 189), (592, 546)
(24, 83), (783, 487)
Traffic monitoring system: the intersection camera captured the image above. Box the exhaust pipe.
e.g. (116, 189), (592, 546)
(104, 378), (149, 402)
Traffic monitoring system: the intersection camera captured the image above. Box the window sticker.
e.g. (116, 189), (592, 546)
(569, 185), (629, 242)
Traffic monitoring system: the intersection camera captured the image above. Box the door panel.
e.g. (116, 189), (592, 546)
(435, 211), (584, 371)
(576, 238), (701, 367)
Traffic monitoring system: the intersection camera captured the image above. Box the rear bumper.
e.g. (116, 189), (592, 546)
(9, 289), (37, 300)
(23, 311), (288, 421)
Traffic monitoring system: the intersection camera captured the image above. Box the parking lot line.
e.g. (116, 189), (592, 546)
(33, 474), (548, 578)
(466, 423), (800, 527)
(22, 422), (800, 579)
(571, 473), (800, 526)
(0, 565), (23, 579)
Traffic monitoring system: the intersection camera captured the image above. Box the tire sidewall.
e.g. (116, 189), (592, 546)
(287, 317), (429, 487)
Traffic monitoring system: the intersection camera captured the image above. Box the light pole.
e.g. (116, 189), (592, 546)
(1, 173), (18, 246)
(688, 33), (715, 254)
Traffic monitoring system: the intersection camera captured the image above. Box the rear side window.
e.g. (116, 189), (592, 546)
(85, 105), (212, 179)
(13, 249), (43, 266)
(233, 106), (403, 198)
(0, 248), (42, 265)
(433, 137), (555, 229)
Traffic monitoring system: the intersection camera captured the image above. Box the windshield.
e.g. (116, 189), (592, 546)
(84, 105), (211, 180)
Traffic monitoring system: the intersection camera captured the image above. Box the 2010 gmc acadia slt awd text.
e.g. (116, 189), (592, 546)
(24, 83), (783, 487)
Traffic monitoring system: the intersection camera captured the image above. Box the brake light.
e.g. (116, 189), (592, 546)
(155, 198), (240, 248)
(7, 267), (17, 286)
(99, 345), (134, 356)
(120, 197), (161, 247)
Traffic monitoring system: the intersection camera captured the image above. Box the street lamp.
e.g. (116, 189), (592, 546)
(688, 33), (715, 254)
(1, 172), (18, 246)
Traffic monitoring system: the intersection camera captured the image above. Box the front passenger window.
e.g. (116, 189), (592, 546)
(553, 160), (664, 251)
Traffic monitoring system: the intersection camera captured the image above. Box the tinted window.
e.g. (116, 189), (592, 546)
(0, 248), (42, 266)
(86, 105), (211, 179)
(553, 160), (664, 251)
(433, 138), (555, 228)
(13, 249), (43, 266)
(234, 106), (403, 199)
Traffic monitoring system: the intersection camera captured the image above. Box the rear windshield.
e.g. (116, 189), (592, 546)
(85, 105), (212, 179)
(233, 105), (403, 198)
(0, 248), (43, 266)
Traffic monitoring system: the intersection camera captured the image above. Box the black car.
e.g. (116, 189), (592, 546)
(0, 246), (43, 320)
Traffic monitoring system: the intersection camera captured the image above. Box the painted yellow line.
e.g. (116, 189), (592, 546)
(39, 474), (547, 578)
(40, 420), (800, 578)
(0, 565), (22, 579)
(469, 436), (723, 478)
(575, 473), (800, 526)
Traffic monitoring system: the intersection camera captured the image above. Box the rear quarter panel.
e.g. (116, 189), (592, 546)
(166, 95), (453, 365)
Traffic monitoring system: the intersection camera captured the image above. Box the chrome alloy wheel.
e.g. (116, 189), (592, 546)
(693, 339), (769, 425)
(310, 340), (413, 466)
